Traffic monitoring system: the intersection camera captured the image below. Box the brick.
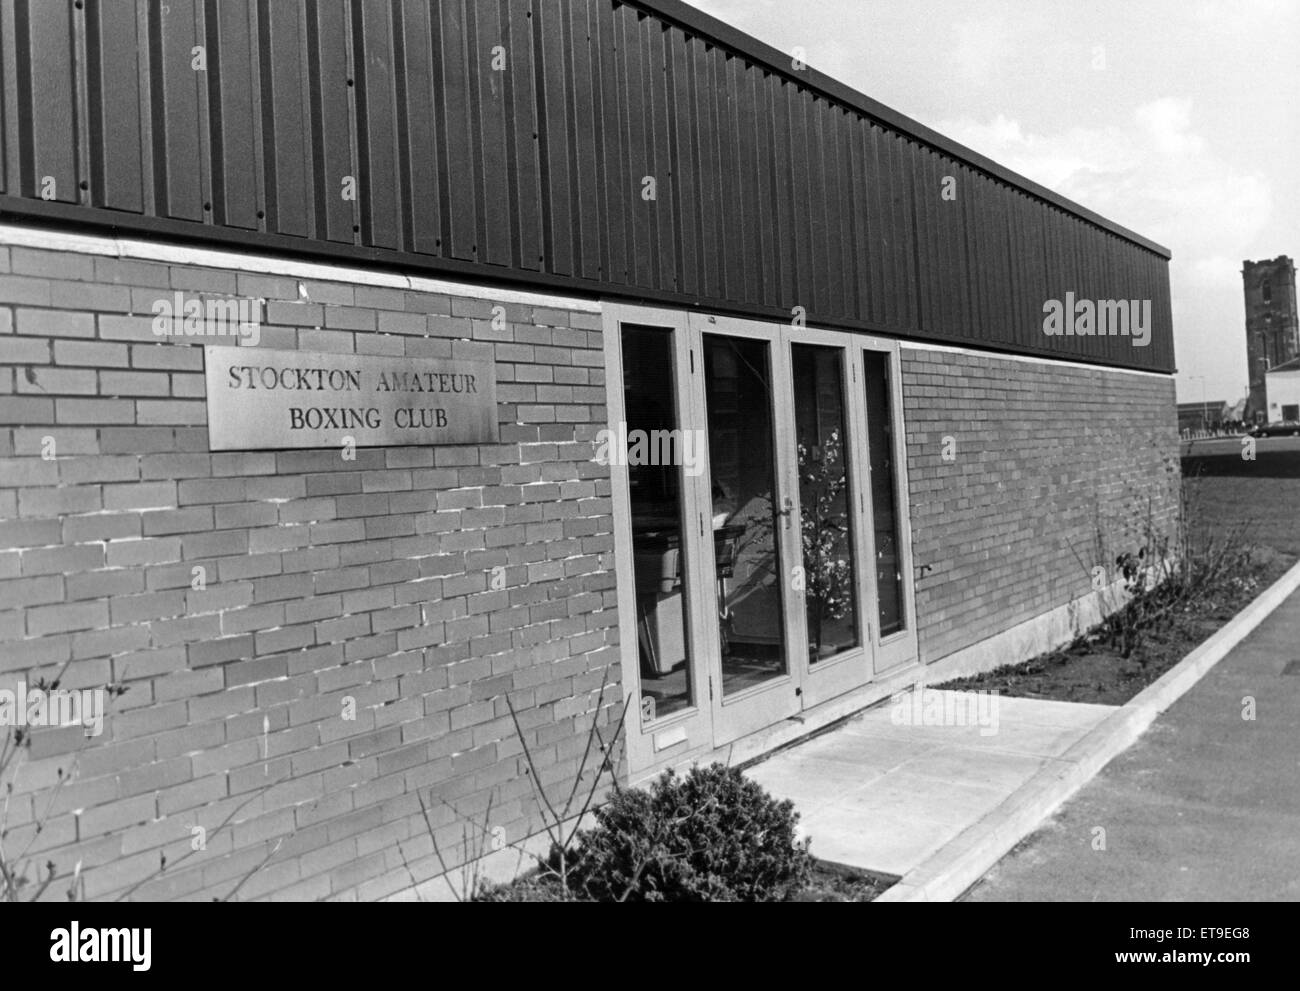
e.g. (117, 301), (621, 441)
(58, 455), (140, 485)
(79, 795), (157, 837)
(324, 306), (376, 331)
(136, 399), (206, 426)
(0, 516), (62, 548)
(16, 308), (95, 338)
(267, 301), (324, 326)
(17, 367), (97, 394)
(54, 398), (135, 424)
(104, 480), (177, 510)
(65, 569), (146, 601)
(63, 512), (143, 543)
(0, 274), (54, 305)
(101, 370), (171, 396)
(172, 266), (239, 293)
(53, 339), (130, 368)
(106, 538), (182, 568)
(12, 248), (95, 280)
(131, 345), (204, 371)
(28, 599), (109, 635)
(109, 590), (187, 625)
(171, 372), (206, 398)
(189, 635), (256, 668)
(237, 273), (299, 299)
(48, 281), (133, 311)
(20, 544), (104, 576)
(111, 700), (190, 741)
(10, 430), (91, 459)
(0, 575), (64, 609)
(142, 506), (214, 536)
(2, 335), (54, 364)
(18, 485), (102, 517)
(0, 456), (60, 486)
(94, 257), (172, 287)
(0, 395), (55, 423)
(96, 318), (158, 345)
(297, 328), (353, 353)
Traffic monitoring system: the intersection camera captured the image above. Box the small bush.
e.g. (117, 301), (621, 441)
(563, 764), (813, 902)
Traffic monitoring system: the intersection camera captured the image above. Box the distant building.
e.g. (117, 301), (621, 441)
(1177, 400), (1227, 433)
(1265, 357), (1300, 423)
(1244, 257), (1300, 421)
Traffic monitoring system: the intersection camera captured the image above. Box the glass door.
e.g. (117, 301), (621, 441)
(605, 306), (714, 773)
(689, 315), (804, 745)
(859, 341), (918, 674)
(785, 329), (875, 706)
(607, 306), (919, 775)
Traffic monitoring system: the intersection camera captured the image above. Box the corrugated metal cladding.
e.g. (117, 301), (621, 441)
(0, 0), (1174, 372)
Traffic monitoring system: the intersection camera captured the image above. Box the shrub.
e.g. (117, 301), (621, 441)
(1102, 476), (1261, 661)
(563, 764), (813, 902)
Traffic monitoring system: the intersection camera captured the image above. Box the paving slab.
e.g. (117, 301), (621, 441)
(746, 690), (1115, 876)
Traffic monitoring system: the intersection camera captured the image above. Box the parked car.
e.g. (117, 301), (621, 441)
(1249, 420), (1300, 438)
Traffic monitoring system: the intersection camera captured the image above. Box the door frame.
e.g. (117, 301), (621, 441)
(604, 304), (920, 775)
(688, 312), (805, 746)
(782, 323), (878, 707)
(857, 335), (919, 674)
(604, 303), (714, 774)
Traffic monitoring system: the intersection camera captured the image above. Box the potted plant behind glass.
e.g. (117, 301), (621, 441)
(798, 430), (853, 658)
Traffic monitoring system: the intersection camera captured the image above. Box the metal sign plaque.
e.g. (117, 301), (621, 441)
(203, 347), (499, 451)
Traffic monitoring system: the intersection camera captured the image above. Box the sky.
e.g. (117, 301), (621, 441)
(687, 0), (1300, 406)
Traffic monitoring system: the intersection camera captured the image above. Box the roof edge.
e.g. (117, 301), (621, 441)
(638, 0), (1173, 260)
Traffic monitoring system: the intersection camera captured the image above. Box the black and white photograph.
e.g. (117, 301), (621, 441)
(0, 0), (1294, 972)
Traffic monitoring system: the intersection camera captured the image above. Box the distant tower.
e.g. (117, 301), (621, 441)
(1243, 257), (1300, 421)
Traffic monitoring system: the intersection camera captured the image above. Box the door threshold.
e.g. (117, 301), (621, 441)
(722, 660), (926, 772)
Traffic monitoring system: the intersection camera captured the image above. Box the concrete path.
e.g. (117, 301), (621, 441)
(963, 584), (1300, 901)
(746, 690), (1115, 876)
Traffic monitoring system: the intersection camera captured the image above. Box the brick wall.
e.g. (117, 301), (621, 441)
(901, 346), (1181, 665)
(0, 240), (620, 902)
(1, 233), (1185, 900)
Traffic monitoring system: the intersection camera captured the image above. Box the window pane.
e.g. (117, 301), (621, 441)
(623, 325), (692, 721)
(703, 335), (788, 697)
(792, 344), (859, 662)
(864, 352), (905, 636)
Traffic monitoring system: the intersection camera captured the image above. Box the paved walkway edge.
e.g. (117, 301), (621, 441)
(874, 557), (1300, 903)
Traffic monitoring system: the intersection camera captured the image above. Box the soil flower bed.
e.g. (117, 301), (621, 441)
(936, 547), (1294, 706)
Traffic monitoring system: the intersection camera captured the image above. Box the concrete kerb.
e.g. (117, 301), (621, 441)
(875, 556), (1300, 903)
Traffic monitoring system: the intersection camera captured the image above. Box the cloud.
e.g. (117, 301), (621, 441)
(950, 16), (1017, 82)
(934, 98), (1272, 265)
(1189, 255), (1246, 288)
(943, 114), (1139, 190)
(1193, 0), (1297, 26)
(939, 96), (1272, 394)
(1133, 98), (1203, 158)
